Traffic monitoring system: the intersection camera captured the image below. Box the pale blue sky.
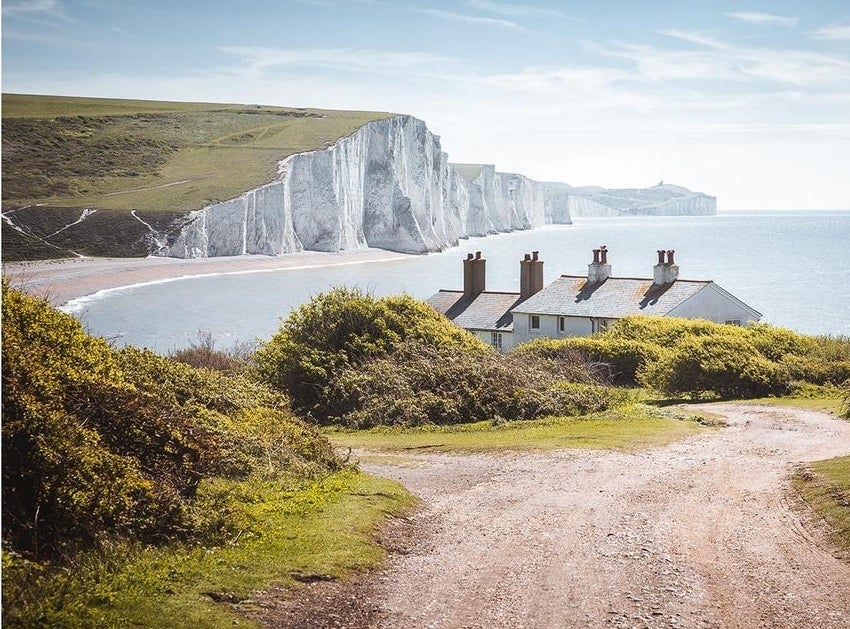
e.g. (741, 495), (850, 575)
(3, 0), (849, 209)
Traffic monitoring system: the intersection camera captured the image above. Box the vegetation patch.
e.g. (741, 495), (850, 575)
(792, 456), (850, 560)
(327, 404), (709, 453)
(2, 470), (414, 628)
(530, 316), (850, 401)
(252, 288), (624, 428)
(2, 282), (418, 627)
(2, 94), (390, 260)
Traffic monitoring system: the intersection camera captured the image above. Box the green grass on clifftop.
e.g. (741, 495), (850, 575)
(2, 94), (390, 212)
(2, 94), (390, 260)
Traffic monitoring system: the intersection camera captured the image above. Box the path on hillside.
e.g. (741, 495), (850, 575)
(252, 405), (850, 629)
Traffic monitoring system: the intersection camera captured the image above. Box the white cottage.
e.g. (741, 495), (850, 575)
(428, 247), (761, 352)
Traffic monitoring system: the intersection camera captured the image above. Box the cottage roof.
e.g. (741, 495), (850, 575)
(427, 290), (522, 331)
(511, 275), (714, 318)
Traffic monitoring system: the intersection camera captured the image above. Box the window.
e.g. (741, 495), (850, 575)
(530, 315), (540, 331)
(559, 316), (566, 334)
(491, 332), (503, 351)
(591, 318), (611, 334)
(725, 319), (742, 326)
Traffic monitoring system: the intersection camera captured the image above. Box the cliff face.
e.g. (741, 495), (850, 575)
(565, 183), (716, 218)
(159, 116), (569, 258)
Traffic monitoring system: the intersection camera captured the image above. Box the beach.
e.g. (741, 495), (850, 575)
(2, 249), (413, 307)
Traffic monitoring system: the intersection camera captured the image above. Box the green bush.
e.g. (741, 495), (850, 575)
(511, 382), (629, 419)
(168, 330), (254, 373)
(1, 281), (340, 562)
(506, 338), (606, 385)
(746, 323), (816, 361)
(329, 339), (517, 427)
(640, 334), (785, 399)
(601, 316), (731, 347)
(252, 288), (486, 421)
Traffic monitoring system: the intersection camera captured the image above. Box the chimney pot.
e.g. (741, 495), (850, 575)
(653, 249), (679, 284)
(475, 251), (482, 260)
(600, 245), (608, 264)
(521, 251), (544, 299)
(593, 248), (600, 264)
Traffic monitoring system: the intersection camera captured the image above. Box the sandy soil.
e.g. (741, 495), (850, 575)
(2, 249), (411, 306)
(249, 404), (850, 629)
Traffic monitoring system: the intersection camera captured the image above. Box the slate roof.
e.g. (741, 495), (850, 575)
(511, 275), (712, 318)
(427, 290), (523, 331)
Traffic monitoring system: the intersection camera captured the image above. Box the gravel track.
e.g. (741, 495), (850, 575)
(250, 404), (850, 629)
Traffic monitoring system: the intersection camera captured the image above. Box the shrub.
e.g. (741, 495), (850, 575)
(1, 282), (340, 561)
(745, 323), (815, 361)
(252, 288), (486, 420)
(511, 382), (629, 419)
(602, 316), (731, 347)
(169, 330), (253, 373)
(330, 339), (516, 427)
(506, 338), (606, 386)
(640, 334), (785, 399)
(3, 284), (191, 557)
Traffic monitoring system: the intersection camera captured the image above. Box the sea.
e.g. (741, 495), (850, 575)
(65, 211), (850, 354)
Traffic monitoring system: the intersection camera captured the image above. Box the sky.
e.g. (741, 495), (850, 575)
(2, 0), (849, 210)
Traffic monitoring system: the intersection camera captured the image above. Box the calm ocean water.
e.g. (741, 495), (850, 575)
(66, 211), (850, 353)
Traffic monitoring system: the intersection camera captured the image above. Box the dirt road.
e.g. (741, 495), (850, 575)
(254, 404), (850, 628)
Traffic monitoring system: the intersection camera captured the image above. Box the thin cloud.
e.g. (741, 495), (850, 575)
(724, 11), (798, 27)
(645, 30), (850, 87)
(2, 0), (58, 15)
(658, 29), (730, 50)
(2, 0), (75, 22)
(467, 0), (578, 20)
(220, 46), (454, 76)
(810, 23), (850, 41)
(415, 7), (526, 31)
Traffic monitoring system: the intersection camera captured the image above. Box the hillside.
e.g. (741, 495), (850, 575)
(1, 94), (391, 260)
(565, 181), (717, 217)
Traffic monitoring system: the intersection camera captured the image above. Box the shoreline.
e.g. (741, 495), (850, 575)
(2, 249), (414, 306)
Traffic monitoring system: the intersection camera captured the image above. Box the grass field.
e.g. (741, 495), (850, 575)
(2, 469), (415, 629)
(736, 396), (846, 415)
(327, 404), (711, 453)
(793, 455), (850, 560)
(2, 93), (390, 260)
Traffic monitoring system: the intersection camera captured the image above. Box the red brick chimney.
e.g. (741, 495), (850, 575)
(463, 251), (486, 298)
(520, 251), (544, 299)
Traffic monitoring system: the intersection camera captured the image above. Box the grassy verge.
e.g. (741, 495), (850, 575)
(326, 404), (710, 453)
(2, 469), (416, 629)
(735, 396), (845, 415)
(792, 456), (850, 559)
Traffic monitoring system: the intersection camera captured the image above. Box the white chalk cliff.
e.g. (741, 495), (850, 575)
(562, 182), (716, 217)
(159, 115), (569, 258)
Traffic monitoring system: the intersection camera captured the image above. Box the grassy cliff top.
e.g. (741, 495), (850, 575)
(2, 93), (391, 213)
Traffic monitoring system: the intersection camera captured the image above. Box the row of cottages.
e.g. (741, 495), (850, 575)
(427, 247), (762, 352)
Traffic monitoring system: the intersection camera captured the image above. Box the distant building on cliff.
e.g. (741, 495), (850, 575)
(427, 248), (761, 352)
